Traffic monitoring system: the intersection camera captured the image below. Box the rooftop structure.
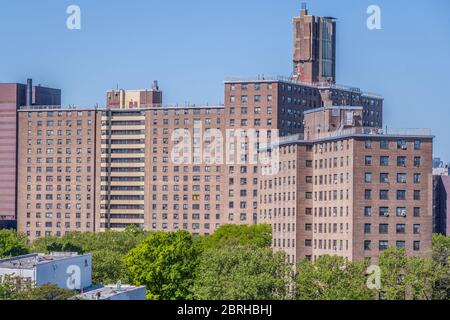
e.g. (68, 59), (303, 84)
(75, 284), (146, 300)
(0, 252), (92, 290)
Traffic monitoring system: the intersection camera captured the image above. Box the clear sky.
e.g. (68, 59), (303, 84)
(1, 0), (449, 160)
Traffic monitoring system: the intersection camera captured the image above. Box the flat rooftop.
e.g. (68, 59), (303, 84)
(0, 253), (87, 270)
(75, 285), (146, 300)
(18, 104), (225, 112)
(224, 75), (383, 99)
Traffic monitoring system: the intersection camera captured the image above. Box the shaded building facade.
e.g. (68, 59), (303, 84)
(433, 175), (450, 236)
(0, 79), (60, 227)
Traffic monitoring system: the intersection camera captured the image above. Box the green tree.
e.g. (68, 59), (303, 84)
(0, 275), (31, 300)
(295, 255), (373, 300)
(17, 284), (75, 300)
(377, 248), (408, 300)
(199, 224), (272, 250)
(377, 247), (447, 300)
(123, 231), (200, 300)
(431, 234), (450, 299)
(31, 226), (147, 285)
(432, 234), (450, 266)
(0, 230), (29, 258)
(193, 246), (291, 300)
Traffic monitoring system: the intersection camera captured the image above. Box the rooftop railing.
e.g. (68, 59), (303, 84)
(311, 127), (432, 140)
(224, 75), (383, 99)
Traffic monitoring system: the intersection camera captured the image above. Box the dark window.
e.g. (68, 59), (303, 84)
(380, 156), (389, 166)
(379, 224), (389, 234)
(396, 241), (406, 249)
(397, 190), (406, 200)
(396, 224), (406, 234)
(379, 241), (389, 251)
(380, 190), (389, 200)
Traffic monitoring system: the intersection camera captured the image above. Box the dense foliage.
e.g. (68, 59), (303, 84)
(295, 255), (373, 300)
(0, 230), (29, 258)
(123, 230), (200, 300)
(193, 246), (291, 300)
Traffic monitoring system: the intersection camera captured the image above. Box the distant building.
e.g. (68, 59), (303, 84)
(0, 252), (92, 290)
(75, 284), (146, 300)
(0, 220), (16, 230)
(0, 79), (61, 228)
(433, 175), (450, 236)
(106, 81), (162, 109)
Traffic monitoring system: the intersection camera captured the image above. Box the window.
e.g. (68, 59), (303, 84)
(396, 224), (406, 234)
(379, 207), (389, 217)
(379, 241), (389, 251)
(413, 224), (421, 234)
(364, 207), (372, 217)
(396, 207), (407, 217)
(380, 173), (389, 183)
(365, 156), (373, 165)
(413, 173), (421, 183)
(414, 140), (421, 150)
(365, 189), (372, 200)
(364, 240), (371, 251)
(365, 173), (372, 183)
(379, 190), (389, 200)
(414, 190), (421, 200)
(414, 157), (421, 167)
(380, 156), (389, 166)
(364, 224), (371, 234)
(413, 207), (421, 217)
(379, 224), (389, 234)
(397, 190), (406, 200)
(380, 140), (389, 149)
(397, 156), (406, 167)
(396, 241), (406, 249)
(397, 139), (407, 150)
(365, 140), (372, 149)
(413, 241), (420, 251)
(397, 173), (407, 183)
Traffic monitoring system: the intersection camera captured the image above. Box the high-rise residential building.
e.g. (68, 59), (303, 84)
(259, 106), (433, 262)
(17, 107), (98, 238)
(0, 79), (60, 228)
(293, 3), (336, 83)
(433, 175), (450, 236)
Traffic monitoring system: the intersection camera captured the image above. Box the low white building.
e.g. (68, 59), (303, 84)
(75, 284), (147, 300)
(0, 252), (92, 290)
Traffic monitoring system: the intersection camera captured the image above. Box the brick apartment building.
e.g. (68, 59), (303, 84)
(1, 5), (434, 262)
(259, 107), (433, 262)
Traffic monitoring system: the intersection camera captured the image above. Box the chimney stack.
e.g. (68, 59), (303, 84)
(26, 78), (33, 106)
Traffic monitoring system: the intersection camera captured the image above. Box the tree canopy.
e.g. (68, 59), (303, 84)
(193, 245), (291, 300)
(123, 230), (200, 300)
(0, 230), (29, 258)
(295, 255), (373, 300)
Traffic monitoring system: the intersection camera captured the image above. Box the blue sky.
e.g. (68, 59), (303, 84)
(1, 0), (449, 160)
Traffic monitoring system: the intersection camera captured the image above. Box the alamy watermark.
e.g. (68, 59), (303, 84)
(170, 124), (281, 176)
(367, 5), (382, 30)
(66, 5), (81, 30)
